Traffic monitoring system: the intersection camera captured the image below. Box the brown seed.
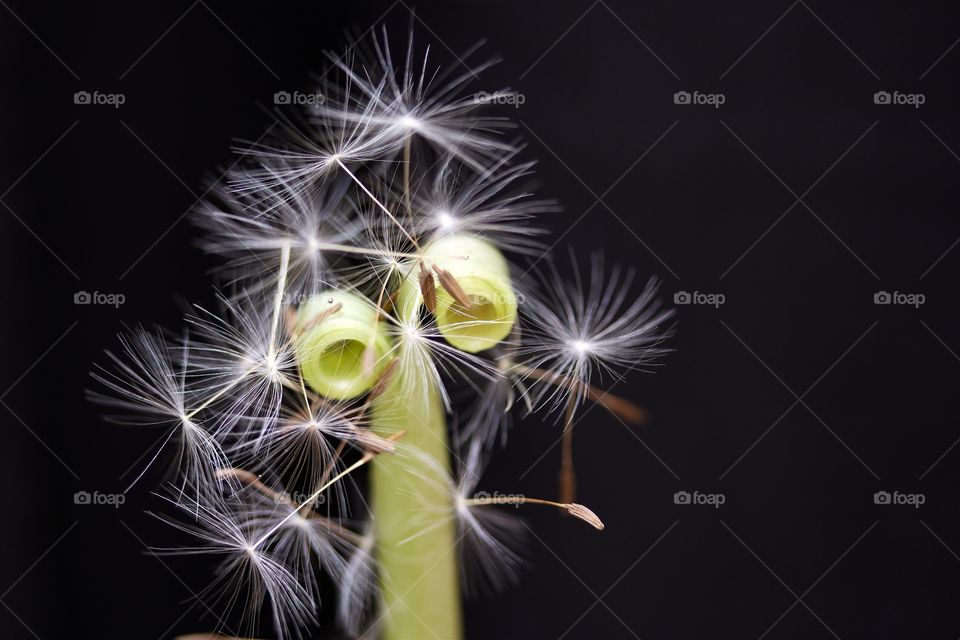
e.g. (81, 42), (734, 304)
(297, 301), (343, 335)
(353, 427), (398, 454)
(382, 290), (398, 314)
(566, 503), (605, 531)
(368, 358), (399, 400)
(419, 266), (437, 313)
(433, 266), (472, 309)
(283, 307), (299, 336)
(360, 429), (405, 461)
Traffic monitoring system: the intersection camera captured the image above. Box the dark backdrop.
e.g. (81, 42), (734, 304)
(3, 1), (960, 638)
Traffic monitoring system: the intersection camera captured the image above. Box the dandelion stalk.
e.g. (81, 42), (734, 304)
(370, 360), (463, 639)
(363, 236), (492, 638)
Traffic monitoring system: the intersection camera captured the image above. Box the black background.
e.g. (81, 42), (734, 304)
(3, 1), (960, 638)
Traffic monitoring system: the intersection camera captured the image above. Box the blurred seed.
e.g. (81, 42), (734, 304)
(433, 266), (472, 309)
(368, 358), (399, 400)
(297, 302), (343, 334)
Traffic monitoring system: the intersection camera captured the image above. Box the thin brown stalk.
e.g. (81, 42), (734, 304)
(403, 134), (413, 218)
(462, 495), (604, 531)
(516, 365), (649, 426)
(559, 391), (577, 504)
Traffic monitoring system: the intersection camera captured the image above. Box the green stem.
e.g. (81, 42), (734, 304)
(370, 362), (463, 639)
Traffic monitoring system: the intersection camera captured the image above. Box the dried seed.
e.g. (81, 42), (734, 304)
(352, 427), (398, 454)
(368, 358), (399, 401)
(433, 266), (472, 309)
(283, 307), (299, 336)
(566, 503), (605, 530)
(419, 266), (437, 313)
(297, 301), (343, 334)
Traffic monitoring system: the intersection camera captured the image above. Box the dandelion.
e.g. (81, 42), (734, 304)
(88, 329), (230, 493)
(516, 254), (674, 416)
(513, 254), (673, 502)
(316, 27), (517, 173)
(197, 170), (360, 302)
(92, 27), (672, 640)
(410, 155), (556, 255)
(150, 485), (318, 639)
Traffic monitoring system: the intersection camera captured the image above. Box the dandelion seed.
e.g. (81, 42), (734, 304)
(516, 254), (674, 417)
(218, 469), (363, 599)
(183, 296), (296, 441)
(336, 526), (380, 637)
(411, 156), (556, 255)
(150, 486), (317, 640)
(317, 27), (516, 172)
(197, 172), (358, 302)
(89, 329), (230, 492)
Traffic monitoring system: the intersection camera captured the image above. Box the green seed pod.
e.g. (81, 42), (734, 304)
(419, 234), (518, 353)
(296, 290), (393, 400)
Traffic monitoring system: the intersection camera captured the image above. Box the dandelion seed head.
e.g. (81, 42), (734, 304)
(403, 322), (421, 340)
(569, 339), (591, 355)
(436, 209), (456, 230)
(515, 254), (674, 417)
(92, 25), (670, 640)
(398, 114), (422, 130)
